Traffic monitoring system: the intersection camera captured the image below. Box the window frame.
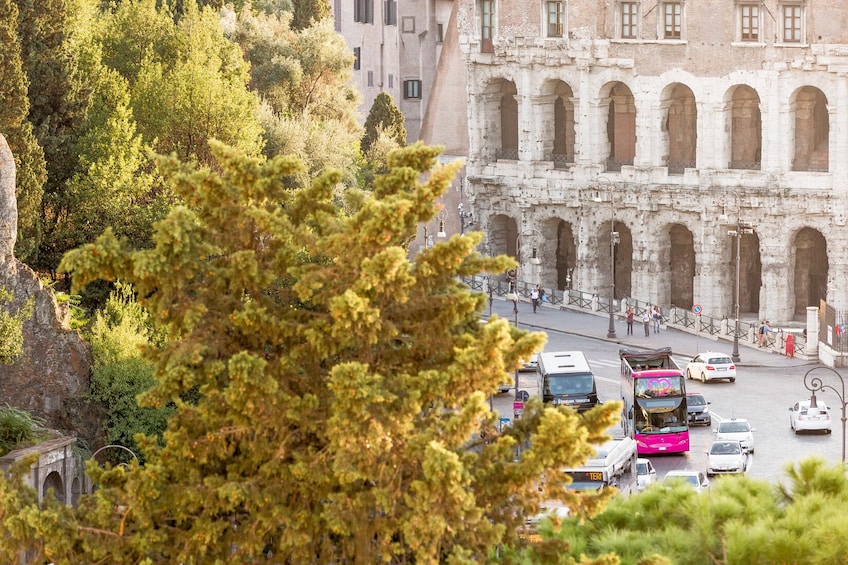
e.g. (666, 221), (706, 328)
(545, 0), (564, 38)
(353, 47), (361, 71)
(661, 1), (682, 40)
(737, 3), (760, 43)
(481, 0), (494, 52)
(384, 0), (397, 26)
(402, 16), (416, 33)
(620, 1), (638, 39)
(404, 79), (422, 100)
(354, 0), (374, 24)
(780, 2), (805, 44)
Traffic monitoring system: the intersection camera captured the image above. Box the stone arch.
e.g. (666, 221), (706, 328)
(601, 82), (636, 171)
(497, 80), (518, 159)
(539, 80), (575, 165)
(71, 476), (82, 507)
(478, 78), (519, 161)
(552, 219), (577, 290)
(660, 83), (697, 174)
(793, 227), (828, 316)
(598, 219), (632, 299)
(790, 86), (829, 172)
(486, 215), (519, 260)
(43, 470), (65, 504)
(725, 85), (762, 170)
(668, 224), (695, 309)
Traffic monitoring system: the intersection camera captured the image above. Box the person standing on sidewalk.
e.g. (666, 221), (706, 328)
(531, 285), (540, 313)
(626, 306), (635, 335)
(642, 310), (651, 336)
(785, 332), (796, 358)
(652, 306), (662, 334)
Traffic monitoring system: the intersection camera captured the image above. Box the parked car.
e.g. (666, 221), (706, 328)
(636, 458), (657, 492)
(706, 440), (747, 476)
(714, 418), (755, 453)
(662, 470), (710, 492)
(686, 392), (711, 426)
(686, 352), (736, 383)
(789, 399), (833, 434)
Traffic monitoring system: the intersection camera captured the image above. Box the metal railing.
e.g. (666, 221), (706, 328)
(496, 148), (520, 161)
(548, 153), (572, 169)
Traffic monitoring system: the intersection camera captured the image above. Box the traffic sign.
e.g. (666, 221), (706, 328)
(517, 390), (530, 401)
(692, 304), (702, 315)
(513, 401), (525, 411)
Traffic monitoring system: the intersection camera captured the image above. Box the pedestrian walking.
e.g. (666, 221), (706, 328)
(531, 285), (540, 313)
(626, 306), (635, 335)
(762, 320), (771, 348)
(652, 306), (662, 334)
(757, 321), (765, 347)
(642, 310), (651, 336)
(785, 332), (796, 358)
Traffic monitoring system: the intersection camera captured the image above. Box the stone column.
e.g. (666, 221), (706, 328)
(805, 306), (819, 357)
(0, 134), (17, 263)
(529, 94), (559, 162)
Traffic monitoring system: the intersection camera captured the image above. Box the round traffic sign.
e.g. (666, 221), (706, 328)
(692, 304), (702, 315)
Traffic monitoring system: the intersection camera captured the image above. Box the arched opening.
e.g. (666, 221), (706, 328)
(604, 82), (636, 171)
(669, 225), (695, 309)
(555, 220), (577, 290)
(791, 87), (829, 172)
(498, 81), (519, 160)
(487, 215), (519, 260)
(728, 85), (762, 170)
(793, 227), (828, 316)
(663, 84), (697, 174)
(43, 471), (65, 505)
(71, 477), (82, 507)
(730, 229), (762, 314)
(551, 81), (575, 167)
(598, 220), (632, 299)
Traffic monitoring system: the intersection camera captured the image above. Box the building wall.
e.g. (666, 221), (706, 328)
(457, 0), (848, 324)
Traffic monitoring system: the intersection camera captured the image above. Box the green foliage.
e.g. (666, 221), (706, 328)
(361, 91), (407, 154)
(0, 405), (51, 456)
(0, 0), (47, 262)
(290, 0), (330, 30)
(0, 288), (34, 364)
(86, 282), (173, 463)
(46, 142), (628, 562)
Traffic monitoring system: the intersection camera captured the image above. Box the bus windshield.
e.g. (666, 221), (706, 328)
(545, 373), (595, 395)
(635, 375), (685, 398)
(635, 397), (687, 434)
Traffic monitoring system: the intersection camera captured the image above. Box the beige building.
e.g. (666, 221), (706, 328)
(454, 0), (848, 326)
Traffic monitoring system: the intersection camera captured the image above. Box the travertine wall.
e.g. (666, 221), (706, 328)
(457, 0), (848, 324)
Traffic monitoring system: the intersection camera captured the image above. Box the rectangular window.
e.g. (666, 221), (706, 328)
(546, 1), (563, 38)
(388, 74), (393, 89)
(334, 0), (342, 31)
(663, 2), (681, 39)
(404, 79), (422, 99)
(367, 71), (374, 87)
(402, 16), (415, 33)
(621, 2), (637, 39)
(354, 0), (374, 23)
(353, 47), (361, 71)
(384, 0), (397, 25)
(739, 4), (759, 41)
(782, 4), (802, 43)
(437, 23), (444, 43)
(481, 0), (494, 52)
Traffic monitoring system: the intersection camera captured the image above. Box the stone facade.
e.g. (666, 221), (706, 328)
(456, 0), (848, 325)
(0, 134), (95, 446)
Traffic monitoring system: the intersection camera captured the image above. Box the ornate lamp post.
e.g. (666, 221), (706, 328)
(728, 220), (753, 363)
(803, 366), (848, 462)
(594, 177), (618, 339)
(458, 203), (474, 235)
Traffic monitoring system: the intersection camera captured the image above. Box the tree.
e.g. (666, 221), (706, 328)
(86, 282), (173, 464)
(18, 142), (621, 562)
(290, 0), (330, 31)
(0, 0), (47, 261)
(361, 91), (406, 155)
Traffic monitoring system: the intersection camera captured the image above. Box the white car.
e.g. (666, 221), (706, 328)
(714, 418), (755, 453)
(662, 470), (710, 492)
(789, 399), (833, 434)
(686, 352), (737, 383)
(706, 440), (747, 476)
(636, 458), (657, 492)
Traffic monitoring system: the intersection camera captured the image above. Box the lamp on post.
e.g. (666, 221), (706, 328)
(421, 210), (448, 250)
(505, 267), (519, 327)
(728, 220), (753, 363)
(593, 177), (618, 339)
(458, 203), (474, 235)
(803, 366), (848, 462)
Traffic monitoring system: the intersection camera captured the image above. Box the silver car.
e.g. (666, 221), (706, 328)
(714, 418), (755, 453)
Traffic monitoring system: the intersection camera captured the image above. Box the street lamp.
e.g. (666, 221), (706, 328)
(803, 366), (848, 462)
(728, 220), (753, 363)
(458, 203), (474, 235)
(594, 177), (618, 339)
(421, 210), (448, 250)
(505, 267), (519, 327)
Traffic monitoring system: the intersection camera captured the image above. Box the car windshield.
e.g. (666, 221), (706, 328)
(710, 442), (741, 455)
(709, 357), (732, 364)
(637, 462), (648, 474)
(688, 395), (705, 406)
(720, 421), (750, 433)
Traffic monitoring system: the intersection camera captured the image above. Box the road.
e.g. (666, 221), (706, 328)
(492, 329), (845, 486)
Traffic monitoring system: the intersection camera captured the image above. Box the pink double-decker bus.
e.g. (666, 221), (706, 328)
(619, 347), (690, 455)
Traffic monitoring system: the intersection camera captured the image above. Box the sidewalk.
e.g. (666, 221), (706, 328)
(482, 296), (815, 369)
